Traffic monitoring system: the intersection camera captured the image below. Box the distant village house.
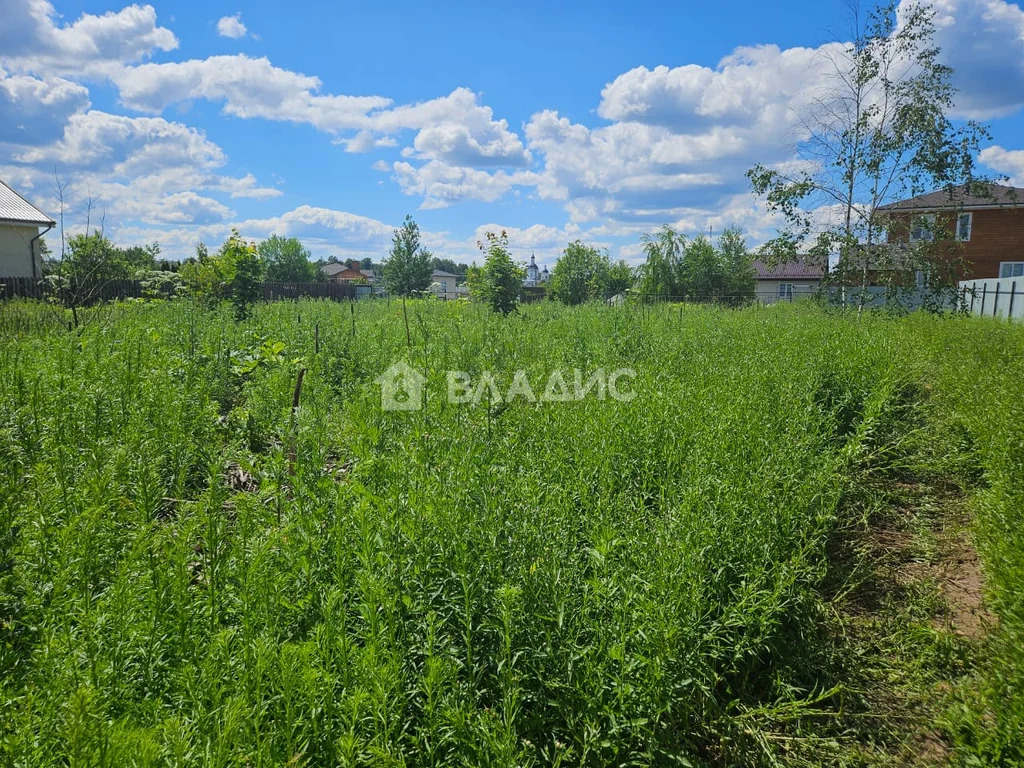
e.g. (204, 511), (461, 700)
(321, 260), (376, 285)
(754, 257), (825, 303)
(0, 180), (54, 279)
(879, 183), (1024, 280)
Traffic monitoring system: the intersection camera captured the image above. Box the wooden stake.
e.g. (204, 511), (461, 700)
(287, 367), (306, 484)
(403, 296), (411, 349)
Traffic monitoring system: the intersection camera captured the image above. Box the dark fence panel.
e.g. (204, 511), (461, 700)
(263, 281), (357, 301)
(0, 277), (47, 300)
(0, 277), (143, 303)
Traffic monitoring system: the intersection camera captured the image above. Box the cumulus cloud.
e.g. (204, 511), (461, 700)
(213, 173), (282, 199)
(598, 44), (836, 133)
(0, 0), (177, 75)
(109, 205), (396, 260)
(525, 110), (745, 224)
(0, 68), (90, 145)
(114, 64), (532, 168)
(14, 111), (225, 173)
(5, 109), (281, 234)
(979, 145), (1024, 185)
(925, 0), (1024, 118)
(376, 88), (531, 166)
(473, 222), (580, 249)
(216, 13), (247, 39)
(239, 205), (392, 247)
(114, 55), (392, 129)
(392, 160), (538, 209)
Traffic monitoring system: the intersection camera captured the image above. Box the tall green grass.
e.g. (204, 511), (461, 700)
(0, 298), (1020, 765)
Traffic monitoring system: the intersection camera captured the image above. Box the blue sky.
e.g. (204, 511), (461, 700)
(3, 0), (1024, 266)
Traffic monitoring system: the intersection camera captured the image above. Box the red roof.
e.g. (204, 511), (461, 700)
(753, 258), (826, 280)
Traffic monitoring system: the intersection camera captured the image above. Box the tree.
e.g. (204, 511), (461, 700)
(747, 1), (991, 311)
(223, 234), (264, 320)
(182, 230), (264, 319)
(431, 256), (470, 276)
(383, 215), (433, 296)
(471, 231), (524, 314)
(636, 226), (685, 298)
(548, 241), (610, 305)
(259, 235), (317, 282)
(605, 259), (635, 296)
(678, 236), (723, 299)
(718, 227), (756, 301)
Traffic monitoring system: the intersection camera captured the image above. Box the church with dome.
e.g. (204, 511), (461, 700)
(524, 254), (550, 287)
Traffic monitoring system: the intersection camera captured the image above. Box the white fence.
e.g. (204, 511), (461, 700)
(960, 277), (1024, 320)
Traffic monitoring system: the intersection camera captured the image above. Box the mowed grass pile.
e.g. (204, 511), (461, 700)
(0, 299), (1020, 766)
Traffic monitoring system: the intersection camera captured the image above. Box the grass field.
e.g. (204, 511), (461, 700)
(0, 298), (1021, 766)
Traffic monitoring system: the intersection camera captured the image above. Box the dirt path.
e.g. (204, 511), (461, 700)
(828, 479), (993, 766)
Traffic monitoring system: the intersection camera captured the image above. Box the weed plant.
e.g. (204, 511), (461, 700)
(0, 299), (1020, 766)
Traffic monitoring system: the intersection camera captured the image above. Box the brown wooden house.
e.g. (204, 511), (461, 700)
(878, 184), (1024, 280)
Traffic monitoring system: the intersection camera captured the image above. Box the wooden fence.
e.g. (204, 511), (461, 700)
(0, 277), (362, 303)
(0, 276), (143, 302)
(263, 281), (358, 301)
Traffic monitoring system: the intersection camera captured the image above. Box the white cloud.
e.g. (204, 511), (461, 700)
(924, 0), (1024, 118)
(5, 109), (282, 234)
(0, 0), (177, 75)
(597, 44), (835, 133)
(377, 88), (531, 167)
(114, 65), (532, 168)
(339, 131), (398, 153)
(216, 13), (247, 39)
(980, 145), (1024, 185)
(239, 205), (392, 248)
(392, 160), (538, 209)
(0, 68), (90, 145)
(109, 204), (395, 261)
(14, 111), (225, 173)
(213, 173), (282, 199)
(114, 55), (392, 130)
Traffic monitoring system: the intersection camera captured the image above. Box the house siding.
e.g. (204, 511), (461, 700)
(756, 278), (821, 303)
(887, 208), (1024, 280)
(960, 209), (1024, 279)
(0, 224), (44, 278)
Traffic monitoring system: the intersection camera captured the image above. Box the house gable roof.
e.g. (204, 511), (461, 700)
(877, 183), (1024, 212)
(753, 258), (826, 281)
(0, 180), (55, 226)
(431, 269), (458, 278)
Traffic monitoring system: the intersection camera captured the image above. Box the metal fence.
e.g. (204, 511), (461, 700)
(959, 278), (1023, 320)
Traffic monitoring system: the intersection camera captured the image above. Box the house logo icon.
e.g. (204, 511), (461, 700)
(375, 360), (426, 411)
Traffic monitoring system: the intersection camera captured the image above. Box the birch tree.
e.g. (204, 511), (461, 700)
(747, 1), (991, 310)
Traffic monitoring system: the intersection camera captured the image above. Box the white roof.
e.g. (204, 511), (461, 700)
(0, 180), (54, 226)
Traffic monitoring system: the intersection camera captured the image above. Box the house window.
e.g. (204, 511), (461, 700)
(778, 283), (794, 300)
(910, 214), (936, 242)
(956, 212), (972, 241)
(1000, 262), (1024, 278)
